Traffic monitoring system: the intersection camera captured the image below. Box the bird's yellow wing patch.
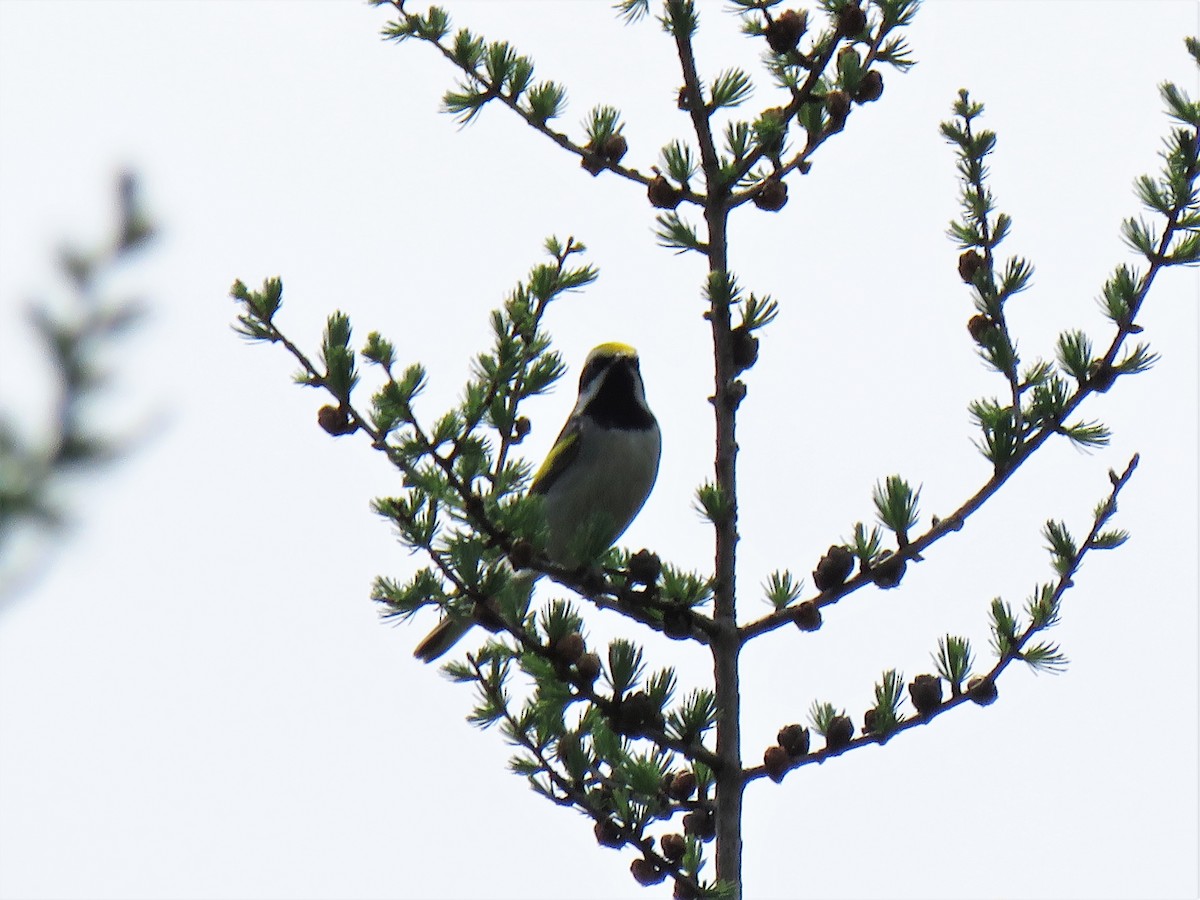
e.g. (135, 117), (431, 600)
(530, 426), (580, 496)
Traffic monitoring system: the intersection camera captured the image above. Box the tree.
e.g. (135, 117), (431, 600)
(0, 173), (153, 605)
(230, 3), (1198, 897)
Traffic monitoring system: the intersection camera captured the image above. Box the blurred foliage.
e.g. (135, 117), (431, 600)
(0, 173), (153, 595)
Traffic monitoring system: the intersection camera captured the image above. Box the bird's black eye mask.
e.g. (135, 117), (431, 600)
(576, 357), (604, 393)
(578, 357), (613, 393)
(579, 355), (642, 391)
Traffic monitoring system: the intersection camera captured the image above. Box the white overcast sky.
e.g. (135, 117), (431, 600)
(1, 2), (1197, 899)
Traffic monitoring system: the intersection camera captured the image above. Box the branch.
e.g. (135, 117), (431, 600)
(382, 0), (707, 206)
(743, 454), (1140, 784)
(741, 81), (1198, 642)
(464, 653), (708, 898)
(727, 21), (844, 201)
(1, 172), (154, 601)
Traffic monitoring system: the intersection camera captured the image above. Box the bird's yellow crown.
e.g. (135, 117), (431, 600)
(587, 341), (639, 361)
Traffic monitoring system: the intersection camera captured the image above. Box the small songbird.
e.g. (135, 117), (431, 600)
(413, 342), (661, 662)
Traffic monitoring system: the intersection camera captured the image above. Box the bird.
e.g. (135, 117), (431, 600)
(413, 342), (661, 663)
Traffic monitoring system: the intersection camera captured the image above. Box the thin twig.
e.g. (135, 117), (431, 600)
(742, 454), (1139, 784)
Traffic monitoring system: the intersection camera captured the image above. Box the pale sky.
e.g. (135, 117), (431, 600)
(1, 2), (1197, 899)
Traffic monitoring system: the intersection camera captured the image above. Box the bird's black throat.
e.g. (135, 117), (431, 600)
(584, 363), (656, 430)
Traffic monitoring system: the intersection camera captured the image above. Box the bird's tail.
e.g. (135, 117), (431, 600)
(412, 615), (475, 663)
(412, 570), (539, 664)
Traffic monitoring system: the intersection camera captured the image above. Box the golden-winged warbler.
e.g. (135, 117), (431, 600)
(414, 342), (661, 662)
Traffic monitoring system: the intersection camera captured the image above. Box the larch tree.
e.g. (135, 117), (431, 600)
(230, 3), (1199, 897)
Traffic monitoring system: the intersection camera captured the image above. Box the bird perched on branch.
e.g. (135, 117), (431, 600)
(414, 342), (661, 662)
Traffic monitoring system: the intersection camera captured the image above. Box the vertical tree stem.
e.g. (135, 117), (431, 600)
(707, 201), (745, 897)
(672, 20), (744, 896)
